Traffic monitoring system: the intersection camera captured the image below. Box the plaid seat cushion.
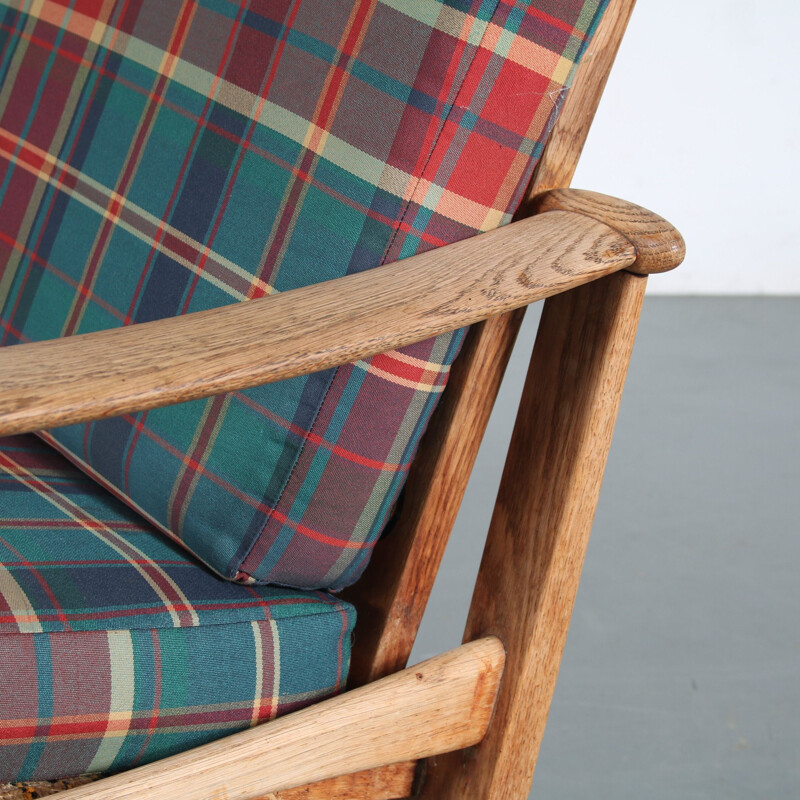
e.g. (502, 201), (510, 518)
(0, 0), (607, 589)
(0, 434), (354, 783)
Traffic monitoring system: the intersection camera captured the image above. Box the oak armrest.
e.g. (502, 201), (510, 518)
(0, 190), (684, 436)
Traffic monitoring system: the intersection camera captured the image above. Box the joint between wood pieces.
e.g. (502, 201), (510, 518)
(529, 188), (685, 275)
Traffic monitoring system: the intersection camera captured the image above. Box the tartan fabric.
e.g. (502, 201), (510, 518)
(0, 434), (354, 783)
(0, 0), (608, 589)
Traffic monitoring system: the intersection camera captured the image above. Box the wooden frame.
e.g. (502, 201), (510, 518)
(0, 190), (681, 436)
(0, 1), (686, 797)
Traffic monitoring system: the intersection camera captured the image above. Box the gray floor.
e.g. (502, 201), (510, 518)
(410, 298), (800, 799)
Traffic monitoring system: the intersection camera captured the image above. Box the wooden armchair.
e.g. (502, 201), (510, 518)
(0, 0), (684, 798)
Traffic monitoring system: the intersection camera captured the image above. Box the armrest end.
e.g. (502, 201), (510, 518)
(530, 188), (685, 275)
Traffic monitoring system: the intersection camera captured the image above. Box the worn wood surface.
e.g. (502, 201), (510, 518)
(421, 272), (647, 800)
(260, 762), (416, 800)
(0, 777), (101, 800)
(533, 189), (685, 274)
(0, 210), (635, 437)
(1, 767), (417, 800)
(0, 765), (415, 800)
(52, 638), (503, 800)
(344, 0), (639, 689)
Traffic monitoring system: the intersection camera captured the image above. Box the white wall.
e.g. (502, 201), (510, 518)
(572, 1), (800, 294)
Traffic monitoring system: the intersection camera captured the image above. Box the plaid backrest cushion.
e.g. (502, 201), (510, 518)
(0, 0), (607, 589)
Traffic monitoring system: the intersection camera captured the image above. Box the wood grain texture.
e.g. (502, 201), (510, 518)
(0, 211), (635, 437)
(533, 189), (685, 274)
(53, 638), (503, 800)
(343, 0), (638, 687)
(259, 762), (416, 800)
(0, 767), (417, 800)
(420, 272), (647, 800)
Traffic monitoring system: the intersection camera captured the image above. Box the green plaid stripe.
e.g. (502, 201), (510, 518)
(0, 0), (607, 589)
(0, 433), (354, 782)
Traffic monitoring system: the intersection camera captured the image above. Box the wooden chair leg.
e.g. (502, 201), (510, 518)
(420, 272), (648, 800)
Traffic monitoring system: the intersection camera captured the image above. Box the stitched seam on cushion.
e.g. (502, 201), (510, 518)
(379, 0), (503, 267)
(0, 597), (356, 636)
(2, 436), (349, 606)
(0, 436), (354, 631)
(233, 369), (338, 582)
